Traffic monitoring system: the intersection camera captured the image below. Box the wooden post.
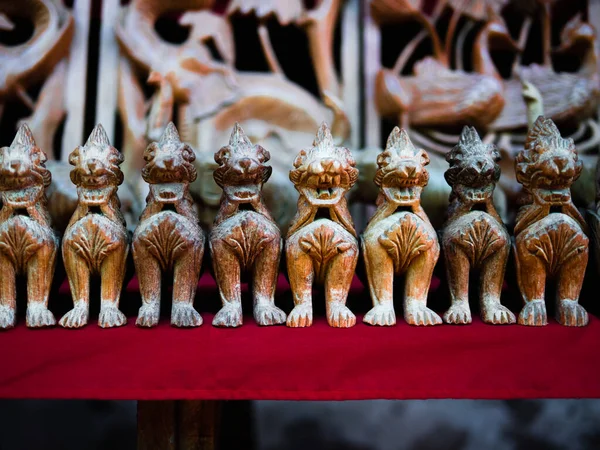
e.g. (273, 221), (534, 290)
(362, 0), (381, 148)
(61, 0), (91, 158)
(95, 0), (120, 141)
(138, 401), (221, 450)
(137, 401), (176, 450)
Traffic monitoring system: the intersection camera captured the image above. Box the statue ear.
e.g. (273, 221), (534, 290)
(182, 144), (196, 163)
(257, 145), (270, 163)
(293, 150), (307, 168)
(419, 149), (430, 166)
(68, 147), (80, 166)
(214, 146), (231, 166)
(144, 142), (158, 162)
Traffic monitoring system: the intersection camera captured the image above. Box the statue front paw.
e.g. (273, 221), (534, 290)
(557, 300), (588, 327)
(254, 303), (286, 326)
(26, 304), (56, 328)
(327, 303), (356, 328)
(98, 305), (127, 328)
(405, 302), (442, 326)
(136, 302), (160, 328)
(443, 302), (472, 325)
(59, 305), (89, 328)
(286, 304), (313, 328)
(482, 304), (516, 325)
(171, 303), (203, 328)
(212, 303), (242, 328)
(518, 300), (547, 326)
(363, 304), (396, 326)
(0, 305), (16, 330)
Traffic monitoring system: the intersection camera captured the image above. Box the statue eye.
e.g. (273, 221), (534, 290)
(377, 153), (390, 167)
(215, 148), (230, 165)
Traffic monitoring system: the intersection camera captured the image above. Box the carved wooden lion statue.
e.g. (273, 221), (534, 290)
(133, 122), (205, 328)
(514, 116), (589, 326)
(60, 124), (129, 328)
(362, 127), (441, 326)
(0, 124), (58, 329)
(441, 126), (515, 325)
(286, 123), (359, 328)
(209, 123), (286, 327)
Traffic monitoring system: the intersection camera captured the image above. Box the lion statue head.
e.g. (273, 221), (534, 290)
(213, 122), (272, 204)
(68, 124), (124, 206)
(0, 124), (51, 197)
(515, 116), (582, 205)
(142, 122), (197, 204)
(289, 122), (358, 207)
(445, 126), (501, 206)
(374, 127), (429, 207)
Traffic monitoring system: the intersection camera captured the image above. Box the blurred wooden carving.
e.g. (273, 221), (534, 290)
(210, 123), (286, 327)
(115, 0), (350, 232)
(60, 125), (129, 328)
(514, 109), (589, 326)
(133, 123), (204, 328)
(366, 0), (600, 225)
(286, 123), (358, 328)
(0, 0), (73, 151)
(362, 127), (441, 326)
(0, 124), (58, 329)
(441, 126), (515, 325)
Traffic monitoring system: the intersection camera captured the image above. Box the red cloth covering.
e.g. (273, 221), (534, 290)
(1, 309), (600, 400)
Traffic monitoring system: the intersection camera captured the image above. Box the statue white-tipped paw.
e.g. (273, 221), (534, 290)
(0, 305), (16, 330)
(136, 302), (160, 328)
(557, 300), (588, 327)
(171, 303), (203, 328)
(327, 303), (356, 328)
(405, 302), (442, 326)
(364, 304), (396, 326)
(518, 300), (547, 326)
(443, 302), (472, 325)
(286, 304), (313, 327)
(98, 305), (127, 328)
(482, 304), (516, 325)
(213, 303), (242, 328)
(59, 305), (89, 328)
(254, 303), (286, 326)
(26, 303), (56, 328)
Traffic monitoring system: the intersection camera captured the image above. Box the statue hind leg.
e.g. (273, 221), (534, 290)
(252, 238), (286, 326)
(556, 246), (589, 327)
(98, 244), (128, 328)
(362, 237), (396, 326)
(26, 237), (57, 328)
(211, 238), (243, 328)
(133, 240), (162, 327)
(0, 253), (16, 329)
(515, 238), (548, 326)
(324, 242), (358, 328)
(442, 244), (471, 325)
(60, 245), (91, 328)
(286, 238), (314, 328)
(404, 248), (441, 326)
(171, 243), (203, 328)
(480, 238), (515, 325)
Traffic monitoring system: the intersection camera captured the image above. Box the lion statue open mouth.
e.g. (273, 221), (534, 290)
(60, 124), (129, 329)
(362, 127), (441, 326)
(209, 123), (286, 327)
(133, 123), (205, 328)
(0, 124), (58, 329)
(285, 123), (358, 328)
(514, 116), (589, 327)
(441, 126), (515, 325)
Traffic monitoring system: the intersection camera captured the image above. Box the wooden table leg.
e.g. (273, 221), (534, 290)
(138, 400), (221, 450)
(137, 400), (176, 450)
